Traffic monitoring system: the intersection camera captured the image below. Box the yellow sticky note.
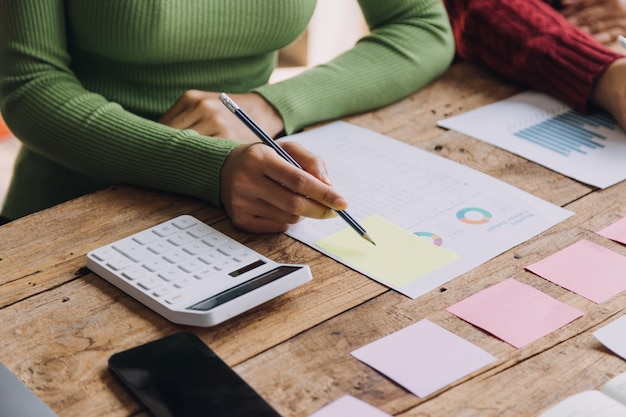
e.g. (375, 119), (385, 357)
(315, 215), (459, 287)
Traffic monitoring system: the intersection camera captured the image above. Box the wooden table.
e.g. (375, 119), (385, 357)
(1, 61), (625, 417)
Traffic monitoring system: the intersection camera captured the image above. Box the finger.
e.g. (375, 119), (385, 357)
(564, 6), (607, 25)
(237, 195), (303, 225)
(264, 160), (348, 213)
(593, 30), (614, 43)
(589, 21), (602, 34)
(586, 16), (626, 36)
(223, 186), (300, 233)
(561, 1), (591, 17)
(159, 95), (192, 125)
(225, 151), (336, 221)
(561, 0), (607, 8)
(560, 0), (585, 5)
(164, 101), (221, 133)
(164, 110), (204, 131)
(279, 141), (333, 185)
(269, 191), (339, 220)
(564, 11), (591, 26)
(187, 118), (222, 137)
(252, 171), (339, 220)
(592, 25), (624, 43)
(226, 180), (310, 232)
(159, 89), (205, 125)
(603, 26), (626, 42)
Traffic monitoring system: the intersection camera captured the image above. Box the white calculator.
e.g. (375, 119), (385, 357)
(86, 215), (312, 327)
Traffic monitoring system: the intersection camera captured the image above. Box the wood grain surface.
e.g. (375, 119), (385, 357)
(1, 61), (624, 417)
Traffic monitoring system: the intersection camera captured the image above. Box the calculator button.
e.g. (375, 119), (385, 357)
(153, 224), (178, 237)
(187, 224), (213, 238)
(91, 247), (117, 261)
(107, 257), (132, 271)
(148, 240), (175, 254)
(217, 241), (244, 256)
(138, 277), (163, 290)
(163, 249), (188, 264)
(122, 266), (147, 280)
(203, 233), (228, 247)
(164, 293), (186, 305)
(132, 230), (158, 245)
(173, 277), (197, 289)
(152, 286), (175, 297)
(194, 268), (218, 280)
(213, 259), (236, 271)
(113, 239), (153, 262)
(143, 257), (169, 272)
(178, 259), (203, 273)
(171, 216), (197, 229)
(167, 231), (194, 247)
(234, 251), (255, 262)
(182, 241), (211, 256)
(158, 268), (186, 282)
(198, 252), (226, 265)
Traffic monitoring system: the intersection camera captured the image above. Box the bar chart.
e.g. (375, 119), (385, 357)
(438, 91), (626, 188)
(513, 110), (616, 156)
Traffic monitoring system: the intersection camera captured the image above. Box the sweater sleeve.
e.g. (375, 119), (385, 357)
(254, 0), (455, 134)
(0, 0), (238, 207)
(443, 0), (623, 113)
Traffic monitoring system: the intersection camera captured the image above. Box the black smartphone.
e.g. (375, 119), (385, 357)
(108, 332), (281, 417)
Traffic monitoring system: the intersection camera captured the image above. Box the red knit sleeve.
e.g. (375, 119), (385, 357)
(444, 0), (623, 112)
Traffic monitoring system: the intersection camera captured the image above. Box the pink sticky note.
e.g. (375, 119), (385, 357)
(308, 395), (391, 417)
(526, 239), (626, 303)
(446, 278), (583, 348)
(351, 319), (496, 398)
(598, 217), (626, 245)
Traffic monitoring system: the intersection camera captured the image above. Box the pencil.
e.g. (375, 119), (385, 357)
(219, 93), (376, 245)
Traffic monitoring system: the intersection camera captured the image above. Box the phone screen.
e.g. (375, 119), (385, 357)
(109, 332), (281, 417)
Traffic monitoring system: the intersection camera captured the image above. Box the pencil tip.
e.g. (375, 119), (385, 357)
(362, 233), (376, 246)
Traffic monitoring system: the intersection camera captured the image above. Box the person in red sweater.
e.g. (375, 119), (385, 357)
(444, 0), (626, 130)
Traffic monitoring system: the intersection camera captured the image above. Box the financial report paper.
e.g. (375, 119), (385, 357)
(284, 121), (573, 299)
(438, 91), (626, 189)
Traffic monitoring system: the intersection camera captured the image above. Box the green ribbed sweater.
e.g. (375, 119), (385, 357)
(0, 0), (454, 220)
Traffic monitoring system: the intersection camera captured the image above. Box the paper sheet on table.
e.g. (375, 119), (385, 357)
(598, 216), (626, 245)
(446, 278), (584, 348)
(438, 91), (626, 189)
(285, 121), (572, 299)
(593, 314), (626, 361)
(526, 240), (626, 304)
(315, 215), (458, 287)
(308, 395), (390, 417)
(351, 319), (496, 398)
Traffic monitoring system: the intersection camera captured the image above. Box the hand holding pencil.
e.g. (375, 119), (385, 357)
(220, 93), (375, 244)
(220, 139), (350, 233)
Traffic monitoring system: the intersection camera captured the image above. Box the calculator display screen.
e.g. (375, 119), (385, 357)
(229, 259), (266, 277)
(188, 265), (302, 311)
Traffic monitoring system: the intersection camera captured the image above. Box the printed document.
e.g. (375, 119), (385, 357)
(285, 122), (573, 299)
(438, 91), (626, 188)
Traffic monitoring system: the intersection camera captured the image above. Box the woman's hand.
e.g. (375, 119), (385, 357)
(561, 0), (626, 44)
(591, 57), (626, 130)
(159, 91), (285, 141)
(220, 141), (348, 233)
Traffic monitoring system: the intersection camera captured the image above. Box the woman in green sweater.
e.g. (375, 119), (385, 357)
(0, 0), (454, 232)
